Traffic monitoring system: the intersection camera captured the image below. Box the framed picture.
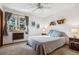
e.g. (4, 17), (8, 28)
(8, 14), (17, 31)
(18, 16), (26, 31)
(50, 21), (56, 26)
(37, 24), (40, 29)
(31, 21), (35, 27)
(57, 18), (66, 24)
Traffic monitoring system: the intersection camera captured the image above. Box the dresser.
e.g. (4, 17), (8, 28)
(69, 38), (79, 51)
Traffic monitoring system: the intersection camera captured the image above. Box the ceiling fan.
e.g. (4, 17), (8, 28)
(37, 3), (45, 9)
(32, 3), (52, 11)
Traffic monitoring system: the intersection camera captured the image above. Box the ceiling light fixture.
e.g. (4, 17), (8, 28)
(32, 3), (52, 11)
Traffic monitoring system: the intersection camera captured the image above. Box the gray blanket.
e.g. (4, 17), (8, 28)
(27, 36), (66, 55)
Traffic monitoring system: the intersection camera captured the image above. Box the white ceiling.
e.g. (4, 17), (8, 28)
(0, 3), (77, 17)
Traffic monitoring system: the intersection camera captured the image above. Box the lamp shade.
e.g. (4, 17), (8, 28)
(42, 28), (46, 33)
(72, 28), (79, 34)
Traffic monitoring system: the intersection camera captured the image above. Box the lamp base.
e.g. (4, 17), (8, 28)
(73, 35), (77, 39)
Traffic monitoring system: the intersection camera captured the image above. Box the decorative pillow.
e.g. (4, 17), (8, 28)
(48, 30), (61, 37)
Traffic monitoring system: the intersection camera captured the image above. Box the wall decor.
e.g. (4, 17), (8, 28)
(50, 21), (56, 26)
(57, 18), (66, 24)
(8, 14), (17, 31)
(31, 21), (35, 27)
(37, 24), (40, 29)
(18, 16), (26, 31)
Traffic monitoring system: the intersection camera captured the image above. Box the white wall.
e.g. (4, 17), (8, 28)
(28, 16), (73, 37)
(28, 17), (50, 36)
(45, 4), (79, 37)
(28, 4), (79, 38)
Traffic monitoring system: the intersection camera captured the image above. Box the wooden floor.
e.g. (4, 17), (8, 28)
(0, 42), (79, 55)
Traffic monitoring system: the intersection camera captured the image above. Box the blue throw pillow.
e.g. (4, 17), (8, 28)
(48, 30), (61, 37)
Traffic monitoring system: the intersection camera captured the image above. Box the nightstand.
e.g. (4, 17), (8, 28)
(69, 38), (79, 51)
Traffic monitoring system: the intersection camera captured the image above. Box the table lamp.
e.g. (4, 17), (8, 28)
(42, 27), (47, 35)
(72, 28), (79, 38)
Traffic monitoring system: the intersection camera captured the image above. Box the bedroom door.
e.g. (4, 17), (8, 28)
(0, 9), (3, 46)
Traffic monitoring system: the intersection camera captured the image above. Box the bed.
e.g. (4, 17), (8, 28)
(27, 30), (69, 55)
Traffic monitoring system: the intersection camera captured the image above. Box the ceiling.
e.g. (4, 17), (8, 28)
(0, 3), (77, 17)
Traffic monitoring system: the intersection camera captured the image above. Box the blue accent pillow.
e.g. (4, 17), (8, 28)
(48, 30), (61, 37)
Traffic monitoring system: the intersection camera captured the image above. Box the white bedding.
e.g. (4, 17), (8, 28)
(27, 36), (66, 55)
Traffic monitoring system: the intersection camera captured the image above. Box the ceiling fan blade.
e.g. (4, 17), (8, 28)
(42, 3), (53, 7)
(25, 3), (37, 9)
(30, 3), (53, 11)
(32, 7), (39, 11)
(43, 7), (52, 9)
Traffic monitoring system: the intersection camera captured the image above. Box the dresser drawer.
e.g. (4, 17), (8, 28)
(70, 42), (79, 51)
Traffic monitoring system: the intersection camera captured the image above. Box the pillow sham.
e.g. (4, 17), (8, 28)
(48, 30), (61, 37)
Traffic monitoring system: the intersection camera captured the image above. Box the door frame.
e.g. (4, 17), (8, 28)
(0, 9), (3, 46)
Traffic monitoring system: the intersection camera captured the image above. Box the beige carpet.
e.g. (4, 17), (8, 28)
(50, 45), (79, 55)
(0, 42), (35, 55)
(0, 42), (79, 55)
